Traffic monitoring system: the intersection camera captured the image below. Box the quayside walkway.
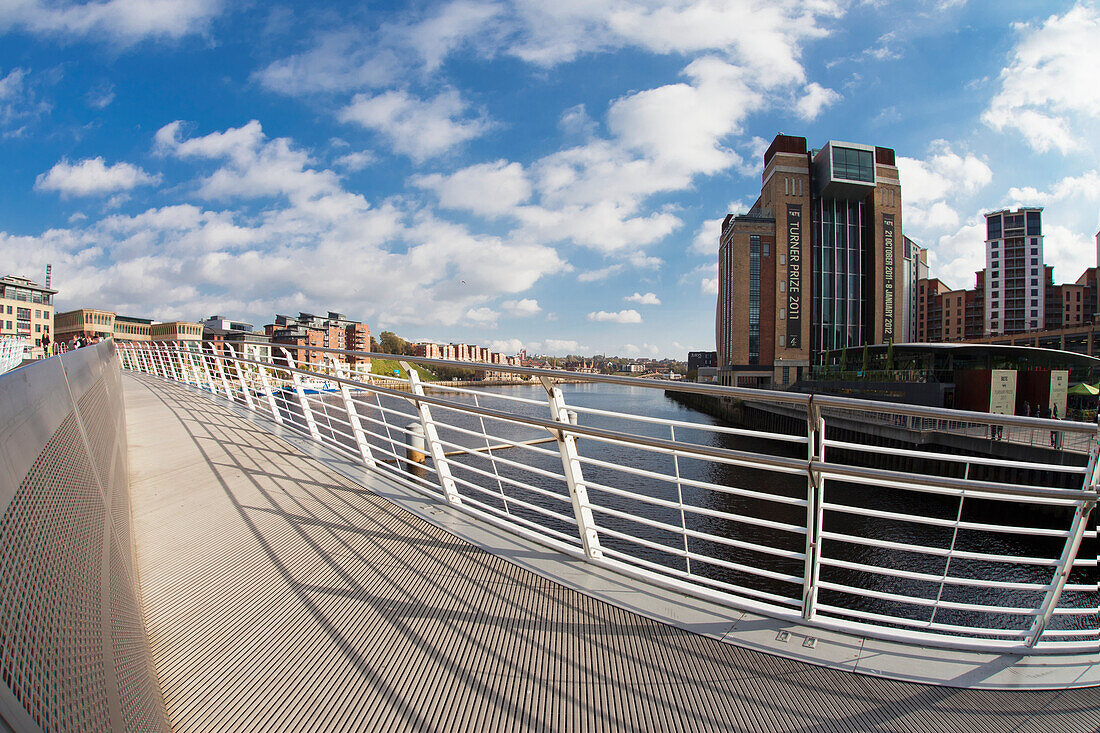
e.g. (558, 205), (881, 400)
(125, 374), (1100, 732)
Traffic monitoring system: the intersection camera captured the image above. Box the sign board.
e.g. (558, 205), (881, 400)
(989, 369), (1017, 415)
(882, 214), (895, 341)
(1049, 370), (1068, 418)
(786, 204), (803, 349)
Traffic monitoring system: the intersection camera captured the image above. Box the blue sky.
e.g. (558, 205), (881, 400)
(1, 0), (1098, 357)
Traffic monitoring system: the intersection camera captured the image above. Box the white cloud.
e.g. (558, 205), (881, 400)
(0, 0), (223, 43)
(413, 159), (531, 216)
(0, 67), (48, 136)
(1008, 171), (1100, 206)
(982, 3), (1100, 154)
(9, 121), (566, 330)
(540, 338), (584, 355)
(795, 81), (840, 120)
(624, 291), (660, 305)
(334, 150), (377, 171)
(35, 157), (160, 197)
(898, 140), (992, 239)
(487, 338), (526, 354)
(587, 309), (642, 324)
(622, 342), (660, 356)
(577, 264), (624, 282)
(501, 298), (541, 315)
(339, 89), (491, 161)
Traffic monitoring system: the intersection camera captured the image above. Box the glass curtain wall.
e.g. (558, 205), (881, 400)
(812, 198), (867, 360)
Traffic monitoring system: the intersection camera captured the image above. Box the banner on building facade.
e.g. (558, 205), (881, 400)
(1049, 370), (1068, 418)
(989, 369), (1017, 415)
(786, 204), (802, 349)
(883, 213), (895, 341)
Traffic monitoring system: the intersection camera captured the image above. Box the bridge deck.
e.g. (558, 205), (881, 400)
(124, 374), (1100, 733)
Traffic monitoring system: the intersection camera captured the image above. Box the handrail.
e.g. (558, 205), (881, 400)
(117, 340), (1100, 656)
(177, 339), (1100, 433)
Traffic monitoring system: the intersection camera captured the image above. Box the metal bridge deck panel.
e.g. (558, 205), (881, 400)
(123, 375), (1100, 733)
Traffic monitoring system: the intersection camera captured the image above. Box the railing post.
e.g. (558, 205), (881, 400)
(208, 343), (235, 400)
(401, 362), (461, 504)
(540, 376), (602, 559)
(802, 397), (825, 621)
(258, 351), (283, 425)
(329, 356), (376, 468)
(281, 348), (322, 441)
(192, 341), (218, 394)
(1026, 434), (1100, 646)
(227, 344), (255, 411)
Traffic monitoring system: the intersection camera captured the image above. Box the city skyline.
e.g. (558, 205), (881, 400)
(1, 1), (1098, 358)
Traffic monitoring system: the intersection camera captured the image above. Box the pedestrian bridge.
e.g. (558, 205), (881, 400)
(0, 342), (1096, 732)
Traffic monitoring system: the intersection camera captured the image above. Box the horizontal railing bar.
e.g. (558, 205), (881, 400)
(820, 531), (1060, 567)
(818, 557), (1051, 592)
(447, 473), (577, 521)
(434, 437), (569, 485)
(584, 478), (807, 536)
(814, 603), (1032, 639)
(597, 545), (803, 608)
(566, 404), (809, 443)
(456, 493), (583, 547)
(825, 439), (1089, 474)
(575, 453), (809, 507)
(822, 502), (1073, 537)
(817, 581), (1040, 615)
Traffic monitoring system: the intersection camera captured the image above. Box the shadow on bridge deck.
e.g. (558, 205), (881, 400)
(124, 374), (1100, 733)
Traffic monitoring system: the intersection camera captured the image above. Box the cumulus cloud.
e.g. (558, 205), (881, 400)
(0, 0), (223, 43)
(501, 298), (541, 315)
(334, 150), (377, 171)
(587, 309), (642, 323)
(982, 2), (1100, 153)
(795, 82), (840, 120)
(624, 291), (660, 305)
(898, 141), (992, 239)
(412, 159), (531, 216)
(35, 157), (160, 197)
(339, 89), (491, 161)
(9, 121), (565, 330)
(0, 67), (49, 136)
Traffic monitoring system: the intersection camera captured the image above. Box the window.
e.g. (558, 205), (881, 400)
(987, 216), (1002, 239)
(749, 235), (761, 365)
(763, 243), (770, 257)
(1031, 258), (1038, 265)
(831, 146), (874, 183)
(780, 281), (786, 292)
(780, 309), (786, 320)
(779, 254), (786, 265)
(1026, 213), (1041, 236)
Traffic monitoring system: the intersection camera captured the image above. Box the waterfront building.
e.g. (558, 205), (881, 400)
(901, 237), (927, 343)
(114, 316), (152, 341)
(0, 274), (56, 358)
(716, 134), (904, 388)
(265, 311), (371, 369)
(201, 315), (254, 332)
(985, 207), (1045, 335)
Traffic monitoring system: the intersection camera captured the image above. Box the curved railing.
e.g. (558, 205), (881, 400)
(0, 336), (24, 374)
(118, 340), (1099, 657)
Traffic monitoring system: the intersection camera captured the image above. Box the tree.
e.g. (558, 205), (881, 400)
(378, 331), (415, 356)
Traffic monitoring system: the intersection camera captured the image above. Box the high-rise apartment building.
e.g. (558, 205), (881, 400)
(984, 207), (1044, 335)
(716, 134), (904, 387)
(265, 311), (371, 368)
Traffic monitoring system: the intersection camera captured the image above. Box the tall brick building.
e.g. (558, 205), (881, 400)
(716, 134), (905, 387)
(266, 311), (370, 369)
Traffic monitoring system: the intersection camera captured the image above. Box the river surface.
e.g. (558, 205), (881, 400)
(284, 381), (1091, 638)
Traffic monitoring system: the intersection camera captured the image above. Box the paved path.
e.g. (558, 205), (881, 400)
(124, 374), (1100, 732)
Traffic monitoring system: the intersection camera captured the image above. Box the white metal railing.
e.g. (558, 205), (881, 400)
(117, 340), (1100, 656)
(0, 337), (25, 374)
